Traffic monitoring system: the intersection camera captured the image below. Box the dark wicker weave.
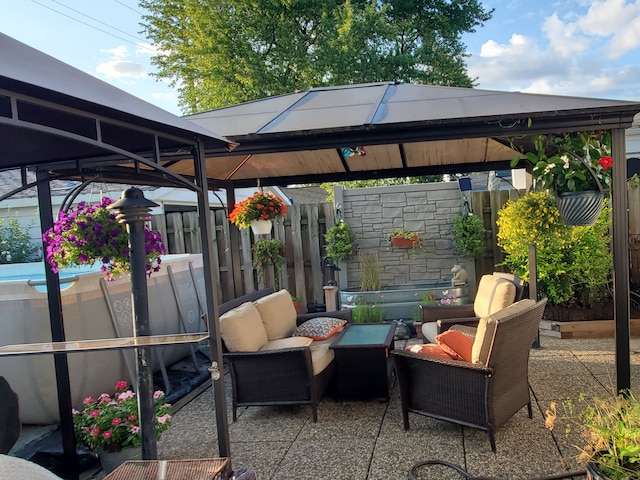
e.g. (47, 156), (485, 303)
(421, 272), (525, 342)
(393, 298), (546, 452)
(216, 289), (351, 422)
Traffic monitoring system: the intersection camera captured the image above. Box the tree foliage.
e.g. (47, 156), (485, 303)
(140, 0), (493, 113)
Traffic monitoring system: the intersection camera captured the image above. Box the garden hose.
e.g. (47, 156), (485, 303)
(408, 460), (586, 480)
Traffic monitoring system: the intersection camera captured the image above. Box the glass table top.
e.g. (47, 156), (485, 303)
(333, 323), (394, 347)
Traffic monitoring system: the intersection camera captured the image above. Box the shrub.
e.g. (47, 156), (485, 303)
(0, 216), (40, 263)
(452, 213), (486, 258)
(324, 221), (356, 262)
(496, 191), (612, 306)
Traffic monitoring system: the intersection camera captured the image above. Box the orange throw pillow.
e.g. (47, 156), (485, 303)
(435, 330), (474, 362)
(405, 343), (454, 360)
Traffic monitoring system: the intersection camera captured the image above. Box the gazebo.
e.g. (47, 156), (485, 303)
(1, 32), (639, 478)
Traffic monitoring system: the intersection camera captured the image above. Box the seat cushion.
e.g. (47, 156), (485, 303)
(309, 340), (335, 375)
(471, 298), (536, 365)
(406, 343), (454, 360)
(260, 336), (313, 351)
(253, 289), (298, 341)
(435, 330), (474, 362)
(473, 275), (516, 317)
(219, 302), (268, 352)
(294, 317), (347, 340)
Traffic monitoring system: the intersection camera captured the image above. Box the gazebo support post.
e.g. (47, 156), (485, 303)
(36, 171), (79, 480)
(193, 141), (232, 458)
(611, 127), (631, 393)
(109, 188), (159, 459)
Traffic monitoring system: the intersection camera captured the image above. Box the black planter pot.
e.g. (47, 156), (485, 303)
(555, 190), (604, 226)
(586, 462), (608, 480)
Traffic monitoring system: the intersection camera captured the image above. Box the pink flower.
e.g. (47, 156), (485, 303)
(157, 414), (172, 425)
(130, 425), (140, 434)
(92, 427), (100, 438)
(83, 396), (95, 404)
(117, 391), (135, 401)
(98, 393), (111, 403)
(72, 408), (79, 415)
(90, 409), (100, 418)
(112, 418), (122, 426)
(153, 390), (164, 399)
(115, 381), (128, 390)
(129, 414), (137, 421)
(102, 431), (112, 439)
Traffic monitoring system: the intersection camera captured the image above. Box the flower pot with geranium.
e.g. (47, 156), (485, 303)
(510, 130), (612, 226)
(388, 228), (419, 248)
(42, 197), (166, 282)
(228, 191), (287, 233)
(73, 381), (171, 471)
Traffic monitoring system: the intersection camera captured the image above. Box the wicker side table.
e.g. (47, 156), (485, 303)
(103, 458), (231, 480)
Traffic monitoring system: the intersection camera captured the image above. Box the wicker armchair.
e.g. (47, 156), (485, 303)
(421, 272), (525, 343)
(215, 289), (351, 422)
(393, 298), (546, 452)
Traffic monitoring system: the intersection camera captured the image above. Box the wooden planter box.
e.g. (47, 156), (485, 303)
(391, 235), (418, 248)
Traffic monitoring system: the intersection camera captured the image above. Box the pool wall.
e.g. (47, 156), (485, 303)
(0, 254), (205, 424)
(340, 282), (470, 321)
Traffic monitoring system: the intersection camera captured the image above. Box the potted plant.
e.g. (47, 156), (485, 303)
(545, 392), (640, 479)
(228, 191), (288, 234)
(42, 197), (166, 282)
(290, 294), (302, 314)
(510, 130), (612, 226)
(388, 228), (419, 248)
(324, 220), (356, 262)
(252, 238), (286, 289)
(72, 380), (172, 473)
(452, 213), (486, 258)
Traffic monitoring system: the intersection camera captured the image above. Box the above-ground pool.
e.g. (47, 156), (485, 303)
(340, 282), (470, 321)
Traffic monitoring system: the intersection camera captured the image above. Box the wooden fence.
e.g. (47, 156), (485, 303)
(152, 186), (640, 311)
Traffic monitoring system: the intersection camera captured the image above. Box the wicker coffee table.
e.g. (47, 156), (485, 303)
(103, 458), (231, 480)
(330, 321), (396, 400)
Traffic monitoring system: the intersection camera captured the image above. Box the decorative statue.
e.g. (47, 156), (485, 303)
(450, 264), (468, 286)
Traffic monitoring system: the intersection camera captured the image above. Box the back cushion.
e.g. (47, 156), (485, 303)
(471, 298), (536, 365)
(254, 289), (298, 341)
(473, 275), (516, 317)
(219, 302), (268, 352)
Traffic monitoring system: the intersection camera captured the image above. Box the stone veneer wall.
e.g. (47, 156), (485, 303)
(334, 182), (476, 290)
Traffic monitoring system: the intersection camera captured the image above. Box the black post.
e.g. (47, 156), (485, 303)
(108, 188), (159, 459)
(528, 242), (540, 348)
(36, 171), (79, 480)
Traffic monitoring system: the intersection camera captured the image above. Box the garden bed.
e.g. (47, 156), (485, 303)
(543, 297), (640, 322)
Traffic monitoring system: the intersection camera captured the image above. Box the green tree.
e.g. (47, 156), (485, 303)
(0, 217), (40, 264)
(140, 0), (493, 113)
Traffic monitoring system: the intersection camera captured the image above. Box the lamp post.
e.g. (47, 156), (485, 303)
(108, 187), (159, 460)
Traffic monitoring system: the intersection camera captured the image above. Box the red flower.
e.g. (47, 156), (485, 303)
(598, 156), (613, 169)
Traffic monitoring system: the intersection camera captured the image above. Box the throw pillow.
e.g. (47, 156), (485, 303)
(435, 330), (474, 362)
(219, 302), (268, 352)
(294, 317), (347, 340)
(405, 344), (454, 360)
(254, 289), (298, 341)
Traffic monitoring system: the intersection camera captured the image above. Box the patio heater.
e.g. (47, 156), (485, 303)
(108, 187), (159, 460)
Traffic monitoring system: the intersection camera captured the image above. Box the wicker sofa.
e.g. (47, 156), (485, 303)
(217, 288), (351, 422)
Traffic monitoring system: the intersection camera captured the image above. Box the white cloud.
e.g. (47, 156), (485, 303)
(542, 13), (590, 57)
(100, 45), (129, 60)
(96, 60), (146, 80)
(577, 0), (640, 59)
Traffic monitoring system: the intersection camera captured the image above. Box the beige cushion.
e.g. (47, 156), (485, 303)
(260, 336), (313, 351)
(254, 289), (298, 341)
(219, 302), (268, 352)
(473, 275), (517, 317)
(309, 341), (335, 375)
(471, 298), (536, 365)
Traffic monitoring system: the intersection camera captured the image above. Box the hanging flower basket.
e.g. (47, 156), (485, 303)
(555, 190), (605, 226)
(229, 191), (287, 229)
(42, 197), (166, 282)
(250, 219), (273, 235)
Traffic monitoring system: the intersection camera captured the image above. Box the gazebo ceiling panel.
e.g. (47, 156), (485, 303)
(344, 144), (402, 172)
(403, 138), (521, 167)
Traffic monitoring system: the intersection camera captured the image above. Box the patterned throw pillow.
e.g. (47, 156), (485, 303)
(294, 317), (347, 340)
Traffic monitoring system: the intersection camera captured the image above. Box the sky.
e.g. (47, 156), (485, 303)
(1, 0), (640, 118)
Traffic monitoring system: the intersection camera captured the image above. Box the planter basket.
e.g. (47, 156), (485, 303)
(391, 235), (418, 248)
(250, 219), (273, 235)
(555, 190), (604, 226)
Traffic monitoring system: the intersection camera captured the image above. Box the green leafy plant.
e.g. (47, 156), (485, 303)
(359, 252), (380, 292)
(452, 213), (486, 258)
(72, 381), (171, 453)
(252, 238), (285, 289)
(510, 130), (612, 193)
(351, 293), (385, 324)
(0, 216), (40, 263)
(496, 191), (612, 306)
(545, 392), (640, 479)
(324, 221), (356, 262)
